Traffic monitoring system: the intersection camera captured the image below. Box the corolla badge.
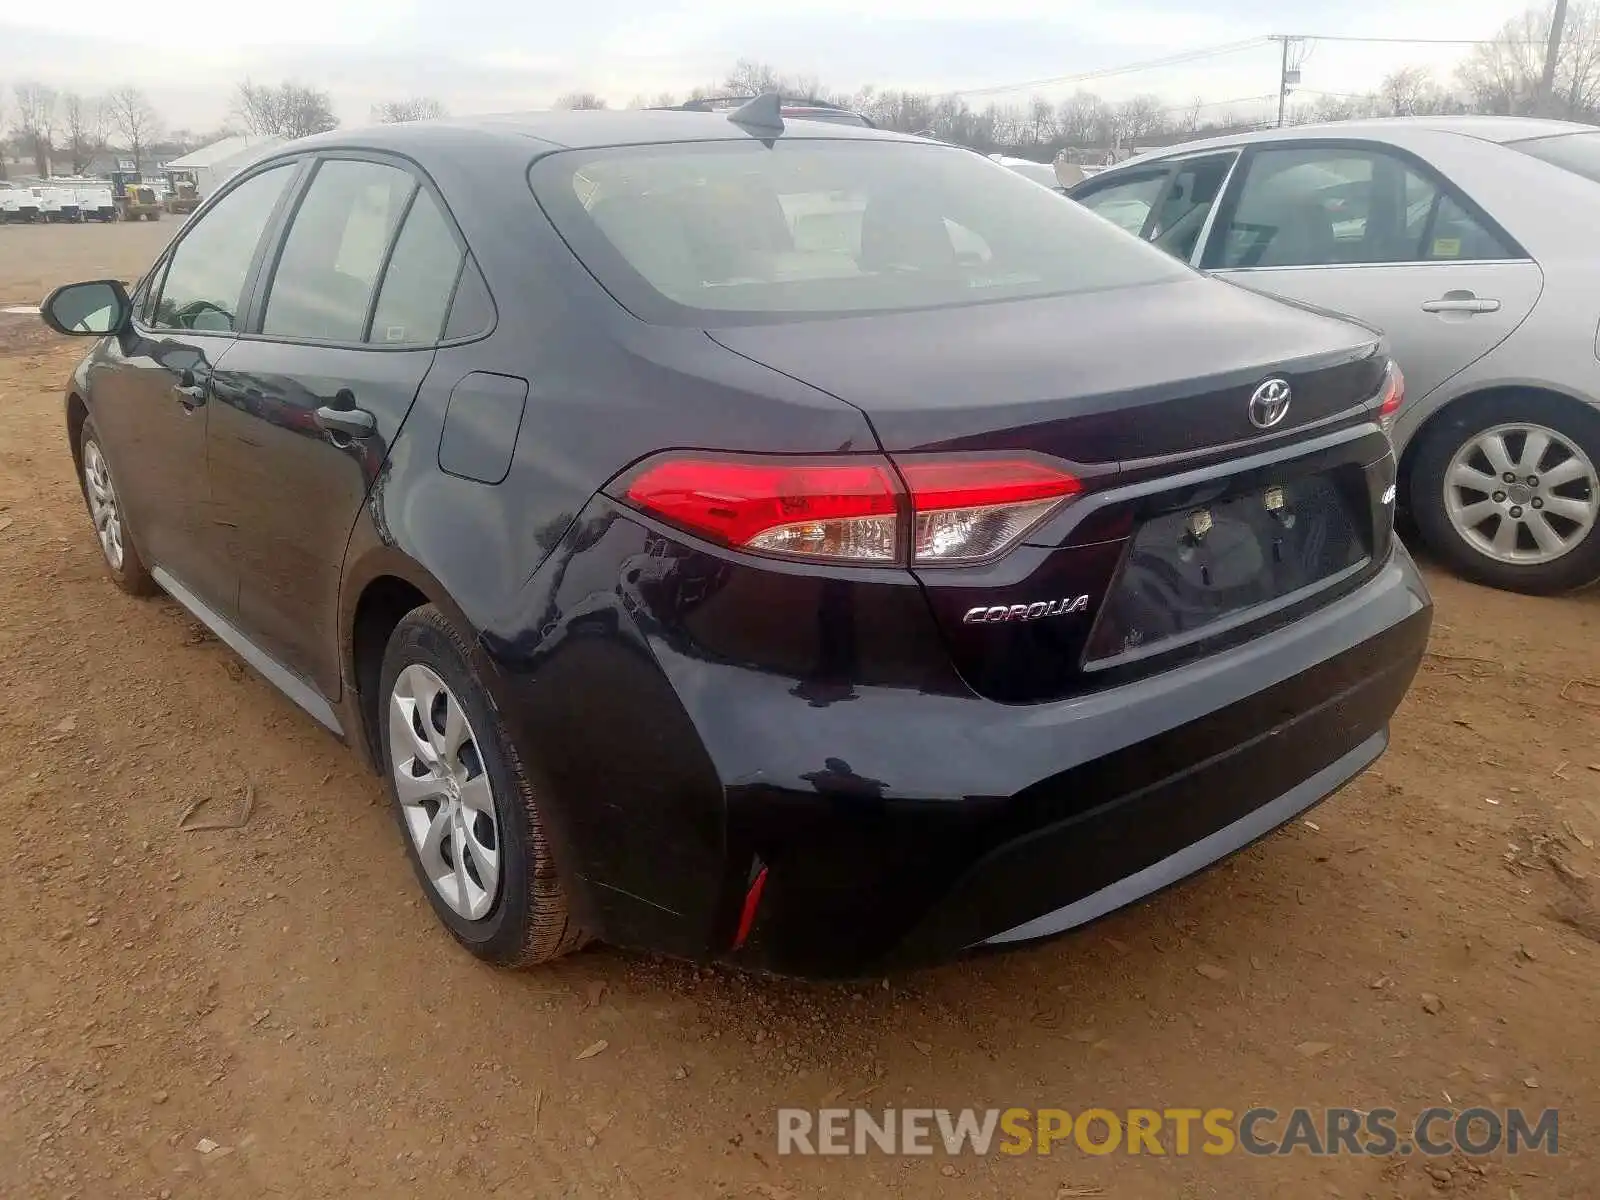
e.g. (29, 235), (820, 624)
(1249, 378), (1293, 429)
(963, 595), (1090, 624)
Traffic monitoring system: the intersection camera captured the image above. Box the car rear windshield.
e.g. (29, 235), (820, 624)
(529, 138), (1187, 325)
(1508, 131), (1600, 184)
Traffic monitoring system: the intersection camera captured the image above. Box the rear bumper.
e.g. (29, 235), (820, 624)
(487, 517), (1430, 980)
(731, 561), (1426, 978)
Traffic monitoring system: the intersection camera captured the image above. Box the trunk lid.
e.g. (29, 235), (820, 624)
(711, 275), (1394, 704)
(707, 275), (1383, 464)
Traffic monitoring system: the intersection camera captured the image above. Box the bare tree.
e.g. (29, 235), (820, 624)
(1380, 66), (1438, 115)
(554, 92), (608, 110)
(234, 80), (338, 138)
(1458, 2), (1600, 118)
(1180, 96), (1205, 133)
(104, 84), (161, 171)
(721, 59), (825, 99)
(371, 97), (446, 123)
(1026, 96), (1056, 145)
(1115, 95), (1168, 145)
(62, 92), (108, 173)
(625, 91), (686, 109)
(723, 59), (786, 96)
(13, 81), (59, 176)
(1056, 91), (1109, 146)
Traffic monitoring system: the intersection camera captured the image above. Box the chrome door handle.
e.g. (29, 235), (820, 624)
(1421, 297), (1501, 314)
(174, 367), (209, 406)
(314, 405), (376, 439)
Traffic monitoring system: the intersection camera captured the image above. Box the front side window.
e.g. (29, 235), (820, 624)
(531, 140), (1187, 326)
(149, 165), (294, 332)
(1074, 170), (1170, 235)
(262, 159), (416, 342)
(1211, 146), (1513, 270)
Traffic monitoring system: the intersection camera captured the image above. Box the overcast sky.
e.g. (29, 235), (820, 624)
(0, 1), (1534, 133)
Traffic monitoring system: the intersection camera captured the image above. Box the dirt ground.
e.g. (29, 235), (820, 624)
(2, 220), (1598, 1200)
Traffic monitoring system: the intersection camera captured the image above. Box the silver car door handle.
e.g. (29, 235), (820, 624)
(1421, 297), (1501, 314)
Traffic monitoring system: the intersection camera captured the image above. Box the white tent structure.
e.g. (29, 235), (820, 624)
(162, 135), (286, 200)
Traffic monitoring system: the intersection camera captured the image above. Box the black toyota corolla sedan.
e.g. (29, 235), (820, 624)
(41, 97), (1431, 979)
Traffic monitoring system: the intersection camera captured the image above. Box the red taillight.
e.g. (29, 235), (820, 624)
(618, 452), (1080, 565)
(1377, 360), (1405, 436)
(624, 455), (902, 562)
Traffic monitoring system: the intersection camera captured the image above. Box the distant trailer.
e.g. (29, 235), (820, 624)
(1, 186), (43, 223)
(74, 183), (117, 222)
(39, 185), (85, 222)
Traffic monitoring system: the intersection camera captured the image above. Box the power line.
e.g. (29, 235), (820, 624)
(952, 37), (1272, 98)
(953, 30), (1538, 110)
(1286, 33), (1542, 47)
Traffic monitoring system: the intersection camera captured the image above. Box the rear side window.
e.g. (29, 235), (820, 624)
(1511, 131), (1600, 183)
(369, 192), (464, 345)
(444, 260), (494, 339)
(262, 159), (415, 342)
(150, 165), (294, 332)
(531, 139), (1186, 326)
(1211, 146), (1514, 269)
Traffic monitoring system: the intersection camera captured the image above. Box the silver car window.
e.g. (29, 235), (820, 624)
(1075, 172), (1168, 236)
(1215, 146), (1514, 269)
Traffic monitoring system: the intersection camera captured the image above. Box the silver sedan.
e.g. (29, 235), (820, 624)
(1070, 116), (1600, 595)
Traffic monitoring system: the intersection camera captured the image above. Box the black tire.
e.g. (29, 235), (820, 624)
(1409, 392), (1600, 595)
(77, 417), (158, 597)
(378, 605), (588, 966)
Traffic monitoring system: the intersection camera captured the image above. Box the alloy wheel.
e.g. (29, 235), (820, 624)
(388, 663), (502, 920)
(83, 439), (125, 572)
(1443, 422), (1599, 566)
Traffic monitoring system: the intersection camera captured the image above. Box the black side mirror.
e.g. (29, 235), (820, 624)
(40, 279), (131, 337)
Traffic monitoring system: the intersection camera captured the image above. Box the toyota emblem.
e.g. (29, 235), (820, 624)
(1249, 378), (1293, 429)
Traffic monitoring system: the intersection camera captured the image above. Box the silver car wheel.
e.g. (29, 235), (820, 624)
(1444, 422), (1599, 566)
(388, 663), (502, 921)
(83, 439), (125, 572)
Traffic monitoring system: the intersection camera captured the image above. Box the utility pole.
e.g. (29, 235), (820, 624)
(1540, 0), (1570, 117)
(1272, 35), (1299, 127)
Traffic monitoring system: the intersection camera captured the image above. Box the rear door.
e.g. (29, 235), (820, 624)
(1200, 142), (1543, 403)
(207, 154), (478, 696)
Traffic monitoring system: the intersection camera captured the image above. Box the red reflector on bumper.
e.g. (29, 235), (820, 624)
(733, 866), (769, 950)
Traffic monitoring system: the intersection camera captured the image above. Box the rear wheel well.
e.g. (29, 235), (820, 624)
(1399, 385), (1596, 501)
(351, 576), (430, 766)
(66, 393), (89, 472)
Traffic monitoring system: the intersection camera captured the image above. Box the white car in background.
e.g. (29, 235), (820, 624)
(1071, 116), (1600, 594)
(990, 154), (1063, 190)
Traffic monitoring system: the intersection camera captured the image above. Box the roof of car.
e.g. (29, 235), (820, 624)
(288, 108), (902, 158)
(1110, 115), (1596, 169)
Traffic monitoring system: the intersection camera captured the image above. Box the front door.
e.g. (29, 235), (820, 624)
(85, 162), (298, 612)
(1201, 143), (1543, 403)
(208, 156), (470, 696)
